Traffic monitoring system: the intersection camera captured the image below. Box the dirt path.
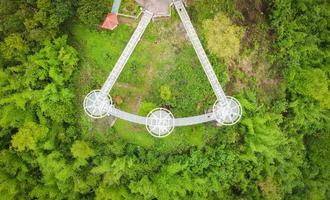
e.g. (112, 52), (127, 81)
(132, 64), (155, 113)
(116, 82), (138, 90)
(132, 96), (142, 113)
(145, 64), (155, 90)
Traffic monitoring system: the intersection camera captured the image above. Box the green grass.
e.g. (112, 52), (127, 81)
(70, 23), (131, 71)
(114, 119), (155, 148)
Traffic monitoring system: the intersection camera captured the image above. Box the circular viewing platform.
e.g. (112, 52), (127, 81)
(213, 96), (242, 125)
(83, 90), (113, 119)
(146, 108), (175, 137)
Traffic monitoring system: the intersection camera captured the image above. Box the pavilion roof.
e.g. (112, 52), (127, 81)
(101, 13), (119, 30)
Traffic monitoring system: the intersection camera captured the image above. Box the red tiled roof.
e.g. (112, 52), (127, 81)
(101, 13), (119, 30)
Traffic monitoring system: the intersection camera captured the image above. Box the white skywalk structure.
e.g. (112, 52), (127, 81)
(84, 0), (242, 138)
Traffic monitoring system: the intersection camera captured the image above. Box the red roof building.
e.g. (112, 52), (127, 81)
(101, 13), (119, 30)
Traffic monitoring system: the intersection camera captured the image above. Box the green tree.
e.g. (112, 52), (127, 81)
(11, 122), (48, 152)
(0, 0), (25, 37)
(160, 85), (172, 101)
(269, 0), (330, 197)
(0, 149), (36, 199)
(71, 140), (95, 160)
(30, 151), (76, 199)
(24, 0), (74, 43)
(0, 33), (29, 62)
(138, 102), (157, 116)
(25, 36), (78, 87)
(288, 68), (330, 109)
(77, 0), (109, 25)
(203, 13), (245, 62)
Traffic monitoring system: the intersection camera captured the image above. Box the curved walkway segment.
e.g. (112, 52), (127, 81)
(108, 107), (215, 127)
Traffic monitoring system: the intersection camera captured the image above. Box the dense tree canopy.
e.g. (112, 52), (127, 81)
(0, 0), (329, 199)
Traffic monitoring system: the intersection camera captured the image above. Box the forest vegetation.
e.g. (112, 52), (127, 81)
(0, 0), (329, 199)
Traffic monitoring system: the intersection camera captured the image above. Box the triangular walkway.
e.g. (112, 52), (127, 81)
(83, 0), (242, 138)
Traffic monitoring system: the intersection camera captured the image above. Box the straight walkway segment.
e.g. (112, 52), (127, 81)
(173, 0), (227, 102)
(101, 11), (153, 95)
(111, 0), (122, 14)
